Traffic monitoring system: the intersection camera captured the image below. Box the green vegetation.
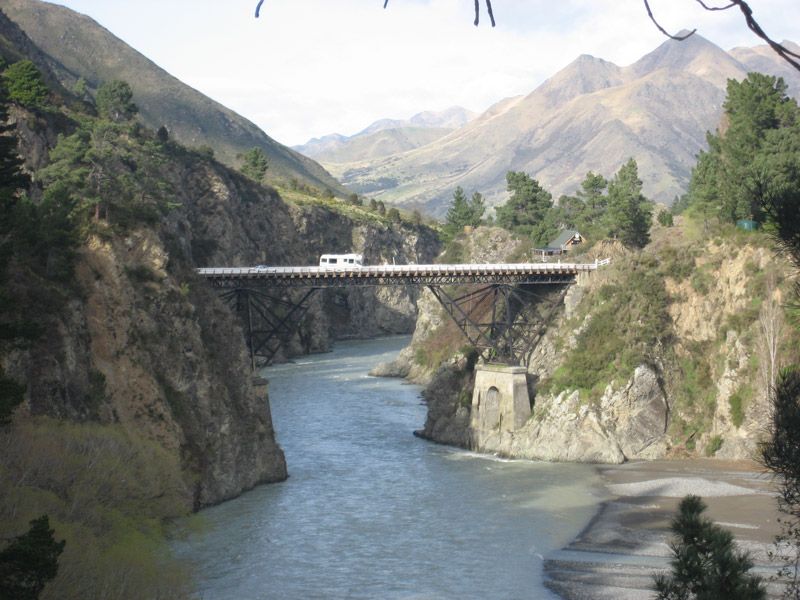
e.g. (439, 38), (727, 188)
(2, 60), (48, 108)
(728, 384), (752, 428)
(542, 254), (670, 402)
(605, 158), (652, 248)
(687, 73), (799, 228)
(443, 186), (485, 241)
(705, 435), (724, 457)
(495, 171), (554, 243)
(657, 209), (674, 227)
(95, 80), (138, 122)
(240, 147), (269, 183)
(0, 419), (192, 599)
(493, 161), (653, 250)
(654, 495), (765, 599)
(0, 515), (65, 600)
(0, 77), (200, 597)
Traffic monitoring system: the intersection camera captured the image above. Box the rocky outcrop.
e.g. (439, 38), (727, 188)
(408, 227), (792, 464)
(422, 363), (668, 464)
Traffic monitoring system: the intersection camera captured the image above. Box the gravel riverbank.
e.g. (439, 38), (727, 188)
(545, 459), (786, 599)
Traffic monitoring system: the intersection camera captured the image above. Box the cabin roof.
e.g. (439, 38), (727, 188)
(549, 230), (581, 248)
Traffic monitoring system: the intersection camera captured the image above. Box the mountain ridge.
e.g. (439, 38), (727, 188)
(324, 35), (800, 215)
(1, 0), (349, 196)
(294, 106), (476, 164)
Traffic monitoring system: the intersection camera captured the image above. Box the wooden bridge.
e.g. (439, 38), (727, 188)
(196, 260), (609, 368)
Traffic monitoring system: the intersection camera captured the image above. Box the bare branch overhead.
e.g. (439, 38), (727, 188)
(253, 1), (797, 71)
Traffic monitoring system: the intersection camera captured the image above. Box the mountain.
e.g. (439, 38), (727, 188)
(325, 35), (800, 215)
(294, 106), (476, 164)
(730, 40), (800, 97)
(1, 0), (348, 196)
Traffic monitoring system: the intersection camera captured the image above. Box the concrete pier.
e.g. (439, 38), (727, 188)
(470, 364), (531, 449)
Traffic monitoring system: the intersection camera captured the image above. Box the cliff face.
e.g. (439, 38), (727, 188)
(3, 104), (438, 508)
(408, 224), (796, 464)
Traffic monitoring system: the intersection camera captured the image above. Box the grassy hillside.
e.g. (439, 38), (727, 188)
(1, 0), (349, 197)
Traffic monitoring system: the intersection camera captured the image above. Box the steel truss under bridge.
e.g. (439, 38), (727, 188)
(428, 284), (568, 367)
(219, 288), (317, 370)
(197, 260), (609, 369)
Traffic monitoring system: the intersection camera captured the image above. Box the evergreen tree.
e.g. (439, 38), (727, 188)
(0, 89), (29, 235)
(156, 125), (169, 143)
(495, 171), (552, 237)
(95, 80), (138, 122)
(443, 187), (486, 240)
(688, 73), (800, 224)
(577, 171), (607, 210)
(654, 495), (766, 600)
(2, 60), (48, 109)
(240, 147), (269, 183)
(387, 207), (401, 223)
(605, 158), (652, 248)
(0, 515), (65, 600)
(468, 191), (486, 226)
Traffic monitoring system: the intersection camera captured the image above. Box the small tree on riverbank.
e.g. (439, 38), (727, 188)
(654, 494), (766, 600)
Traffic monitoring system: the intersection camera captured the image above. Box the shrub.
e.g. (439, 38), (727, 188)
(729, 385), (751, 428)
(705, 435), (724, 456)
(657, 209), (674, 227)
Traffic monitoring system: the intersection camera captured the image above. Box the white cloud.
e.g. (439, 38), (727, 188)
(54, 0), (799, 145)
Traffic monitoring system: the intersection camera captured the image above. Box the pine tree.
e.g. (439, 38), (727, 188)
(577, 171), (607, 210)
(2, 60), (48, 109)
(0, 89), (29, 235)
(606, 158), (652, 248)
(688, 73), (800, 224)
(443, 186), (470, 239)
(240, 147), (269, 183)
(95, 80), (138, 122)
(495, 171), (552, 236)
(0, 515), (65, 600)
(654, 495), (766, 600)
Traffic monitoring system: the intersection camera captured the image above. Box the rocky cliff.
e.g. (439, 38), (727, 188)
(402, 223), (797, 464)
(4, 107), (438, 507)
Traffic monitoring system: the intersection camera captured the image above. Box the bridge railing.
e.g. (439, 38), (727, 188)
(196, 261), (607, 278)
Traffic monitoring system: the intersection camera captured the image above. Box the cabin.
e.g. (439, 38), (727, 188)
(319, 253), (364, 268)
(534, 230), (583, 260)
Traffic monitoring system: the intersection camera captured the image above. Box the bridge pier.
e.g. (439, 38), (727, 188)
(469, 364), (531, 448)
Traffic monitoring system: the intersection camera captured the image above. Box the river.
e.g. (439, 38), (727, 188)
(173, 336), (604, 599)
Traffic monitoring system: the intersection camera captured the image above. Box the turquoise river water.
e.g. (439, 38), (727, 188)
(173, 336), (604, 599)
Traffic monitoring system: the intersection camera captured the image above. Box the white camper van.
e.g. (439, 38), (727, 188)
(318, 253), (364, 269)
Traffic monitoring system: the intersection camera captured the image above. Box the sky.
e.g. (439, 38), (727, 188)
(51, 0), (800, 147)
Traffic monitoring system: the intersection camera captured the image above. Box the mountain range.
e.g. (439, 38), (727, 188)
(293, 106), (476, 165)
(313, 35), (800, 215)
(1, 0), (348, 196)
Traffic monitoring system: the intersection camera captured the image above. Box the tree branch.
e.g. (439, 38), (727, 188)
(643, 0), (696, 40)
(646, 0), (800, 72)
(727, 0), (800, 71)
(384, 0), (495, 27)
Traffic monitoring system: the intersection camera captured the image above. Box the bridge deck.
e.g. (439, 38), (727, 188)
(197, 260), (608, 288)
